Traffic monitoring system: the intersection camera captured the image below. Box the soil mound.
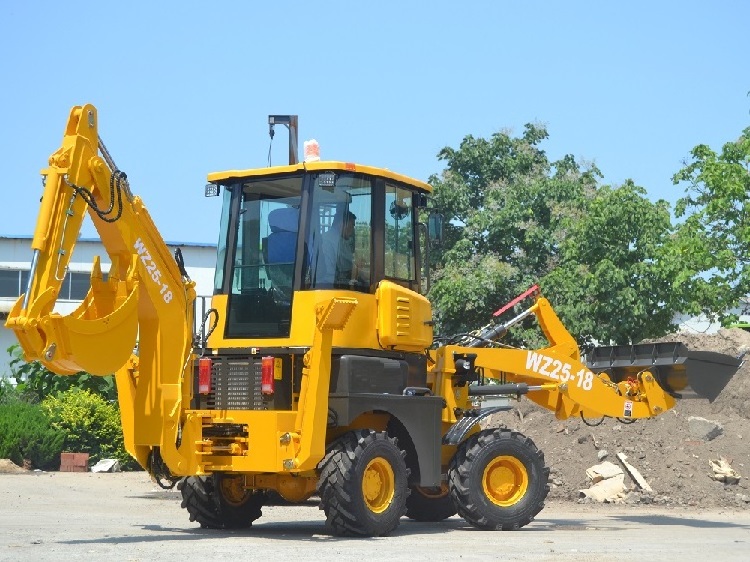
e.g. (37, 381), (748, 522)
(0, 459), (28, 474)
(488, 328), (750, 509)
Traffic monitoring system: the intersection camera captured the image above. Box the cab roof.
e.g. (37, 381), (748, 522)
(207, 160), (432, 193)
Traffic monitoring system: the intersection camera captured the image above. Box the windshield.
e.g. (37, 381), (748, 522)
(304, 173), (373, 291)
(222, 174), (304, 338)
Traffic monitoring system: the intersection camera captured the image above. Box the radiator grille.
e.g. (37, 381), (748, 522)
(208, 358), (264, 410)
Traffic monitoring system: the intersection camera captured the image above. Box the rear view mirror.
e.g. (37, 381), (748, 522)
(427, 212), (444, 244)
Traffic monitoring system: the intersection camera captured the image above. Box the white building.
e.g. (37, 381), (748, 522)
(0, 235), (216, 378)
(672, 299), (750, 335)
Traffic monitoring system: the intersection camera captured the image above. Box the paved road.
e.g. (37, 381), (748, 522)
(1, 472), (748, 561)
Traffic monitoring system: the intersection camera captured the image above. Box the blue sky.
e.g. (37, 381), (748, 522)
(1, 1), (748, 245)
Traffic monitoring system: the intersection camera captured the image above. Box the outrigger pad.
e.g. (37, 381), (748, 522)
(585, 342), (742, 401)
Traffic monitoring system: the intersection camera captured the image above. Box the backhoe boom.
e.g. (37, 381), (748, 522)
(5, 104), (197, 473)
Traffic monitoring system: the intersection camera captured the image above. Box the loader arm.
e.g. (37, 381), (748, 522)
(432, 296), (676, 422)
(5, 104), (197, 473)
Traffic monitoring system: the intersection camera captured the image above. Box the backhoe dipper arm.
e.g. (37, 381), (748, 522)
(5, 104), (197, 473)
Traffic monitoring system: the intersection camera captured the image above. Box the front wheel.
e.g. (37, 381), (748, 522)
(448, 428), (549, 530)
(317, 429), (409, 536)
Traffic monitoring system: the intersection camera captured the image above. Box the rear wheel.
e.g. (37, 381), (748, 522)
(448, 428), (549, 530)
(405, 483), (457, 522)
(317, 429), (409, 536)
(179, 474), (265, 529)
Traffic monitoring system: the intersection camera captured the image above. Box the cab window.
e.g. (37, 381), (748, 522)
(306, 173), (373, 292)
(384, 184), (415, 283)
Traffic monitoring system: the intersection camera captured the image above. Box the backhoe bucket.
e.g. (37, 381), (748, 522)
(586, 342), (742, 401)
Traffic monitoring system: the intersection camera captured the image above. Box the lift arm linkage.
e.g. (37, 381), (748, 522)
(433, 296), (675, 421)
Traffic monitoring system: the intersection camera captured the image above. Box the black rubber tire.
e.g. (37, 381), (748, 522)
(317, 429), (409, 536)
(178, 474), (265, 529)
(405, 484), (457, 522)
(448, 428), (549, 530)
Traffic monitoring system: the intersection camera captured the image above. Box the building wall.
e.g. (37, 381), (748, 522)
(0, 236), (216, 378)
(673, 306), (750, 335)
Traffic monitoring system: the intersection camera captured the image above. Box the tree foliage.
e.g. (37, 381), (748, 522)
(0, 399), (64, 470)
(3, 345), (135, 470)
(428, 125), (683, 345)
(671, 126), (750, 323)
(41, 388), (137, 470)
(8, 344), (116, 403)
(544, 181), (676, 344)
(0, 377), (19, 405)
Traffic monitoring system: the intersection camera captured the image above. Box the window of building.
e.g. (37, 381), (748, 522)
(0, 270), (21, 298)
(0, 269), (91, 300)
(68, 273), (91, 300)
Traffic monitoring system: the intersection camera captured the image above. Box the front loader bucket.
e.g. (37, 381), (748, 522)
(586, 342), (742, 401)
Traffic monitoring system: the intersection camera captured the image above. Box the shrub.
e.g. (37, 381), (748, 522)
(8, 344), (117, 403)
(0, 400), (64, 470)
(41, 389), (138, 470)
(0, 377), (19, 405)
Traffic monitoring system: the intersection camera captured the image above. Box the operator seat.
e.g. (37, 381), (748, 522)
(263, 207), (299, 298)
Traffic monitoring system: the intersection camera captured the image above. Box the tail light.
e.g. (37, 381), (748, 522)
(198, 357), (212, 394)
(261, 356), (275, 396)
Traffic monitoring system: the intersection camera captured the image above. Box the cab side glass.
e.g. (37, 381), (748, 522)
(384, 184), (415, 283)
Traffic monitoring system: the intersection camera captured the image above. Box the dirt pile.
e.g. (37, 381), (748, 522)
(0, 459), (28, 474)
(491, 328), (750, 509)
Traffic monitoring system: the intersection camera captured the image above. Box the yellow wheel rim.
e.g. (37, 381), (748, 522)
(218, 476), (248, 506)
(362, 456), (395, 513)
(482, 455), (528, 507)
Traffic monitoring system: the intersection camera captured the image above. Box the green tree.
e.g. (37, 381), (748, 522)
(671, 125), (750, 323)
(543, 181), (676, 344)
(429, 125), (595, 336)
(0, 377), (19, 405)
(8, 344), (116, 403)
(428, 126), (682, 345)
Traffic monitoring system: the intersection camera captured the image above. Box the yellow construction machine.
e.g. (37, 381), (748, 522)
(5, 105), (740, 536)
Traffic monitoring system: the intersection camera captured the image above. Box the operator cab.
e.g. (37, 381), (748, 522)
(207, 162), (432, 339)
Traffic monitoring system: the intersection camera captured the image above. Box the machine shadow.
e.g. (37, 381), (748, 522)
(58, 516), (479, 546)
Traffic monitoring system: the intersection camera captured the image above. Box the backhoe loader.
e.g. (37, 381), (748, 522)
(5, 104), (741, 536)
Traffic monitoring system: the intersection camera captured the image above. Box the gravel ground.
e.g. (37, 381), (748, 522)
(1, 471), (749, 561)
